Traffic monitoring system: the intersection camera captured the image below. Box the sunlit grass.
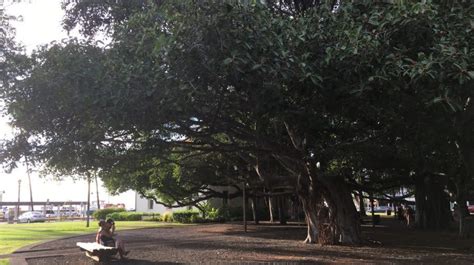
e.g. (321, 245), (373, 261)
(0, 221), (184, 255)
(0, 259), (9, 265)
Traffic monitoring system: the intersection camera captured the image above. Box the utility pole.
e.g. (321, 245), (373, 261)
(95, 173), (100, 210)
(25, 156), (34, 211)
(0, 190), (4, 209)
(16, 179), (21, 221)
(86, 173), (91, 227)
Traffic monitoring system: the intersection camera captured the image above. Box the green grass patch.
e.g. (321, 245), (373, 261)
(0, 259), (10, 265)
(0, 221), (183, 255)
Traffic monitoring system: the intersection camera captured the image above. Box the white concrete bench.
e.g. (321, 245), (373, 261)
(76, 242), (118, 262)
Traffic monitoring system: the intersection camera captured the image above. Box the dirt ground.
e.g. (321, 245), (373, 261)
(19, 218), (474, 265)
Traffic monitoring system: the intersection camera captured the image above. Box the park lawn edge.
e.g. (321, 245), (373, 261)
(0, 221), (187, 255)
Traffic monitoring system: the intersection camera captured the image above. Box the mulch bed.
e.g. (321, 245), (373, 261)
(23, 219), (474, 265)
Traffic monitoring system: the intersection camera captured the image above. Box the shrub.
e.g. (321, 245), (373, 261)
(206, 207), (225, 223)
(190, 214), (205, 223)
(172, 210), (200, 223)
(142, 213), (161, 221)
(124, 213), (144, 221)
(93, 208), (125, 220)
(161, 212), (174, 222)
(107, 212), (146, 221)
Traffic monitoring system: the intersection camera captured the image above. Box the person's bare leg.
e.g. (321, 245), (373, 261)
(116, 239), (129, 258)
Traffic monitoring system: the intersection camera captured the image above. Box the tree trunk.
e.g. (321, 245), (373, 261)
(299, 192), (320, 244)
(370, 193), (375, 228)
(455, 183), (470, 238)
(298, 164), (362, 245)
(454, 142), (474, 238)
(322, 176), (362, 244)
(414, 181), (425, 228)
(283, 123), (360, 244)
(456, 200), (469, 238)
(25, 156), (34, 211)
(250, 196), (259, 225)
(296, 170), (323, 244)
(277, 196), (287, 225)
(415, 173), (451, 230)
(268, 196), (274, 223)
(359, 190), (366, 217)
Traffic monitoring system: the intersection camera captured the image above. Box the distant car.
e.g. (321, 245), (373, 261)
(45, 210), (57, 218)
(66, 211), (81, 217)
(366, 206), (392, 214)
(59, 210), (80, 217)
(18, 211), (46, 223)
(468, 205), (474, 214)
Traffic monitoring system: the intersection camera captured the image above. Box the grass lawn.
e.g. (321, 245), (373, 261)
(0, 259), (8, 265)
(0, 221), (182, 255)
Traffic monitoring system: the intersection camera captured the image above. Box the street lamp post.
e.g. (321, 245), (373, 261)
(86, 173), (91, 228)
(16, 179), (21, 221)
(95, 174), (100, 210)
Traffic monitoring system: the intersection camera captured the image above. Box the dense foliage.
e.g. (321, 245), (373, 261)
(1, 0), (473, 243)
(107, 211), (153, 221)
(92, 208), (126, 220)
(171, 210), (201, 224)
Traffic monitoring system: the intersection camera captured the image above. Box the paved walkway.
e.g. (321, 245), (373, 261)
(6, 223), (474, 264)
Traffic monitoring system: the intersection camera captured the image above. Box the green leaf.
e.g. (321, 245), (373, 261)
(467, 71), (474, 79)
(223, 58), (233, 65)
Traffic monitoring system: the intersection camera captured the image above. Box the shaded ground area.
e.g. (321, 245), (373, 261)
(14, 219), (474, 264)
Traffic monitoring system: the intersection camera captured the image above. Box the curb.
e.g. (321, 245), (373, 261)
(10, 257), (28, 265)
(13, 232), (97, 253)
(9, 232), (97, 265)
(13, 225), (170, 253)
(9, 225), (177, 265)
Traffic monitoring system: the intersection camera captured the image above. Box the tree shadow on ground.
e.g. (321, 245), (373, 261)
(218, 219), (474, 253)
(26, 256), (184, 265)
(213, 223), (308, 241)
(158, 233), (474, 264)
(24, 223), (474, 265)
(178, 221), (474, 264)
(149, 237), (412, 264)
(104, 259), (184, 265)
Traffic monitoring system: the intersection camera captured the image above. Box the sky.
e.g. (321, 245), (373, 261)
(0, 0), (135, 208)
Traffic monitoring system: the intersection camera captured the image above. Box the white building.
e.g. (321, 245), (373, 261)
(134, 193), (189, 213)
(134, 185), (244, 214)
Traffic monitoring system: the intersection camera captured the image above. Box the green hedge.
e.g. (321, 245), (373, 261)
(106, 212), (138, 221)
(172, 210), (200, 223)
(93, 208), (125, 220)
(142, 213), (161, 221)
(105, 212), (161, 221)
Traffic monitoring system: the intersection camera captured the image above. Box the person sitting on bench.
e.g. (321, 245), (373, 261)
(96, 219), (105, 244)
(98, 218), (129, 259)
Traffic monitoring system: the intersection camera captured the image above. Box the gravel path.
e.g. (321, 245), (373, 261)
(11, 221), (474, 265)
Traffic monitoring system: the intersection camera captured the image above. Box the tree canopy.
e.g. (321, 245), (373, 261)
(1, 0), (473, 244)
